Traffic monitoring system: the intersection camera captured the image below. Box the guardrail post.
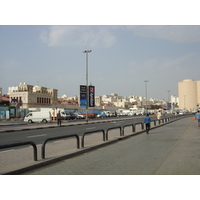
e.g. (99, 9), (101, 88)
(106, 126), (122, 141)
(0, 141), (37, 161)
(42, 134), (80, 159)
(133, 125), (136, 132)
(141, 123), (144, 130)
(82, 129), (105, 148)
(122, 124), (135, 136)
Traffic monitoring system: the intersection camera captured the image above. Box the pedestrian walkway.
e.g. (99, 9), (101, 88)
(21, 117), (199, 175)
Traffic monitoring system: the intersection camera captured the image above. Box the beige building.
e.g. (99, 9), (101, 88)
(8, 83), (58, 109)
(178, 79), (200, 111)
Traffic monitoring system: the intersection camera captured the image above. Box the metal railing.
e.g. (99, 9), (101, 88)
(122, 124), (135, 136)
(106, 126), (122, 140)
(134, 122), (144, 130)
(42, 134), (80, 159)
(82, 129), (106, 148)
(0, 141), (37, 161)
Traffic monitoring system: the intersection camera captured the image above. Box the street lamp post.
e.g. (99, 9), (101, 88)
(167, 90), (171, 110)
(82, 50), (92, 122)
(184, 95), (186, 111)
(144, 80), (148, 113)
(167, 90), (170, 102)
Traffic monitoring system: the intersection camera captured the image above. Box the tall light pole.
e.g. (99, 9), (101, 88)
(167, 90), (171, 110)
(184, 95), (186, 111)
(144, 80), (148, 113)
(82, 50), (92, 122)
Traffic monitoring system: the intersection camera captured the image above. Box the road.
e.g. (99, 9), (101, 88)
(0, 116), (157, 145)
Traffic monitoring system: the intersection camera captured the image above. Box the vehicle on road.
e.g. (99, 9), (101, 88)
(41, 108), (67, 120)
(30, 108), (68, 120)
(24, 111), (52, 123)
(96, 111), (106, 118)
(68, 113), (78, 120)
(104, 111), (111, 117)
(73, 113), (86, 119)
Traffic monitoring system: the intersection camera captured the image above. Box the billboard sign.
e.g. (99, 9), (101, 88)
(80, 85), (87, 107)
(167, 103), (172, 110)
(89, 86), (95, 107)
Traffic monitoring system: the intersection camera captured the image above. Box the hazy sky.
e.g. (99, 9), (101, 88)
(1, 25), (200, 100)
(1, 1), (200, 101)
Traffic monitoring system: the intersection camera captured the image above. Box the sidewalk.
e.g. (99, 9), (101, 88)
(1, 116), (199, 175)
(23, 117), (199, 175)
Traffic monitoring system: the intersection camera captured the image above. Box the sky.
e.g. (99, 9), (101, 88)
(1, 1), (200, 102)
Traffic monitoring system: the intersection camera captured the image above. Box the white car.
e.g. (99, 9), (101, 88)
(73, 113), (85, 119)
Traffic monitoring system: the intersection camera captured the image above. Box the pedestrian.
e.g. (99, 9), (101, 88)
(144, 114), (151, 134)
(57, 110), (62, 126)
(156, 110), (162, 123)
(195, 110), (200, 127)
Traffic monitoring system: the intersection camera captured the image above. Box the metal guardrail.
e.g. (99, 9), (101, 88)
(42, 134), (80, 159)
(82, 129), (106, 148)
(122, 124), (135, 136)
(152, 120), (157, 126)
(134, 122), (144, 130)
(0, 141), (37, 161)
(106, 126), (122, 140)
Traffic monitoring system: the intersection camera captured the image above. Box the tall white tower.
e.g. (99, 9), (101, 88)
(178, 79), (200, 111)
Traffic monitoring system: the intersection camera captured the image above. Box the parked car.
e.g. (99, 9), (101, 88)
(73, 113), (85, 119)
(64, 111), (71, 120)
(179, 110), (184, 115)
(68, 114), (78, 120)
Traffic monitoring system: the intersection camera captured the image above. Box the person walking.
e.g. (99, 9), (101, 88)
(156, 110), (162, 124)
(144, 114), (151, 134)
(57, 110), (62, 126)
(195, 110), (200, 127)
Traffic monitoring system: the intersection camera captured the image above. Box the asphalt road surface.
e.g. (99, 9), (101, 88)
(0, 116), (157, 145)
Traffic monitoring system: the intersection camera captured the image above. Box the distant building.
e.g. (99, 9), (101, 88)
(171, 95), (179, 108)
(8, 82), (58, 109)
(95, 96), (102, 107)
(178, 79), (200, 110)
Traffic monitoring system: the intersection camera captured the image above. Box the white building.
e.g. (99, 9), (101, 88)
(95, 96), (102, 107)
(171, 95), (179, 106)
(8, 82), (58, 109)
(178, 79), (200, 110)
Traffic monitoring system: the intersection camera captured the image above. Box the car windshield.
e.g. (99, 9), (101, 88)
(26, 113), (32, 117)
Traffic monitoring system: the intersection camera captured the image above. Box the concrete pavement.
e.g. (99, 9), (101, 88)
(23, 117), (199, 175)
(1, 115), (199, 175)
(0, 116), (200, 175)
